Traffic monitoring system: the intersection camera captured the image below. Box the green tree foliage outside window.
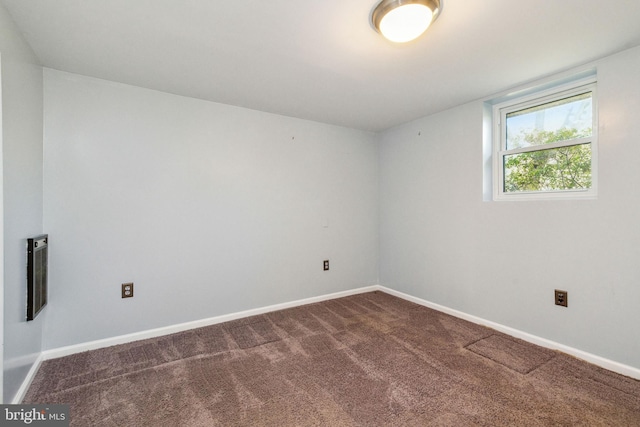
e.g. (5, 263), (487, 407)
(503, 128), (591, 192)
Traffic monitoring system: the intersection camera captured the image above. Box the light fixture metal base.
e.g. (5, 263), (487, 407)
(371, 0), (443, 41)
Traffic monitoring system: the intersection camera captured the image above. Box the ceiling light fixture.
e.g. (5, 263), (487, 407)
(371, 0), (442, 43)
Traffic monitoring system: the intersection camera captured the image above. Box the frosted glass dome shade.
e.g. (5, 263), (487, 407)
(372, 0), (442, 43)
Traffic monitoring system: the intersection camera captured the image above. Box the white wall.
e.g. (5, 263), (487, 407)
(379, 46), (640, 369)
(42, 69), (378, 350)
(0, 3), (44, 403)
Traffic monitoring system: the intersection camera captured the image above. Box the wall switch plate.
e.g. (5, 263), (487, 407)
(323, 260), (329, 271)
(122, 282), (134, 298)
(555, 289), (567, 307)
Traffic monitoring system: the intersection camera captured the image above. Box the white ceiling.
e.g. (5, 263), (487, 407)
(3, 0), (640, 132)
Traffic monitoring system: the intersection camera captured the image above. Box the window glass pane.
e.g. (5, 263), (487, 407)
(503, 144), (591, 192)
(506, 92), (592, 150)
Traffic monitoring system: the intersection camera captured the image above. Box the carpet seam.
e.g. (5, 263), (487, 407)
(465, 333), (560, 375)
(44, 351), (238, 398)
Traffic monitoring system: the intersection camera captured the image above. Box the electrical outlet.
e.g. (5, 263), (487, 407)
(122, 282), (134, 298)
(323, 260), (329, 271)
(555, 289), (567, 307)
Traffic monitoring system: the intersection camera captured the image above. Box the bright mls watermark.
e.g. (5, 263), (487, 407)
(1, 405), (69, 426)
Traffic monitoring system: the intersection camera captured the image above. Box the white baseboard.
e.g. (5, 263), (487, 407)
(378, 286), (640, 381)
(19, 284), (639, 403)
(11, 353), (44, 404)
(41, 285), (380, 361)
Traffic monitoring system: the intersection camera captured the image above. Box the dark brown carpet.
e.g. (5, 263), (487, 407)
(24, 291), (640, 426)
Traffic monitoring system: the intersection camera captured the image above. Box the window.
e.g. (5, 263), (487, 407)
(493, 79), (597, 200)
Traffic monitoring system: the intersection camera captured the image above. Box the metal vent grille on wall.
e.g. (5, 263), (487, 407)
(27, 234), (48, 321)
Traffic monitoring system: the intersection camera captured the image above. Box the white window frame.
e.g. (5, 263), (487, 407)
(492, 78), (598, 201)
